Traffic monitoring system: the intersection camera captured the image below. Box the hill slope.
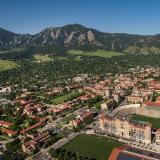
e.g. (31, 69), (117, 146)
(0, 24), (160, 54)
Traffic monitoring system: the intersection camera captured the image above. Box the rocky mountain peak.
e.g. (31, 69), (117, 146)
(0, 24), (160, 54)
(87, 30), (95, 42)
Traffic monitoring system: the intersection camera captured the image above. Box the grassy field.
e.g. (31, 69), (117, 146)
(0, 48), (25, 54)
(50, 91), (79, 104)
(62, 134), (121, 160)
(130, 115), (160, 128)
(33, 54), (53, 62)
(0, 59), (18, 71)
(55, 56), (68, 61)
(68, 49), (124, 57)
(33, 54), (68, 63)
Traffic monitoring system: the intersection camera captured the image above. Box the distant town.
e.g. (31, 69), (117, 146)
(1, 66), (160, 159)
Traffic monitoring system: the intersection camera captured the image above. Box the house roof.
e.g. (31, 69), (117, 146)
(144, 101), (160, 107)
(34, 131), (50, 143)
(81, 112), (93, 119)
(24, 140), (37, 147)
(20, 122), (43, 134)
(0, 120), (13, 126)
(2, 128), (17, 135)
(73, 119), (82, 125)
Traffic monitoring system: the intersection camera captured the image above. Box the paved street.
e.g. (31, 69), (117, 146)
(51, 132), (80, 149)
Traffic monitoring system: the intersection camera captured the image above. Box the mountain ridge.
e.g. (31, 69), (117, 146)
(0, 24), (160, 54)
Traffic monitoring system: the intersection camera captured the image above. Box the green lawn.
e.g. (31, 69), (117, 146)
(50, 91), (79, 104)
(0, 59), (18, 71)
(33, 54), (53, 62)
(62, 134), (122, 160)
(130, 115), (160, 128)
(68, 49), (124, 57)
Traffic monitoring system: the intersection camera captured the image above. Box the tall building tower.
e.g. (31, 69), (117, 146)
(113, 92), (120, 103)
(105, 87), (112, 98)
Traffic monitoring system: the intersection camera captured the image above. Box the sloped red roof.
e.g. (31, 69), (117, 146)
(2, 128), (17, 135)
(20, 122), (43, 134)
(24, 140), (37, 147)
(144, 101), (160, 107)
(74, 119), (82, 125)
(81, 112), (93, 119)
(0, 120), (13, 127)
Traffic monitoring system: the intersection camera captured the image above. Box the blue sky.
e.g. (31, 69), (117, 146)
(0, 0), (160, 35)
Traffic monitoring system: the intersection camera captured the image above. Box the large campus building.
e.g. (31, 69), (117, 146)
(99, 113), (152, 144)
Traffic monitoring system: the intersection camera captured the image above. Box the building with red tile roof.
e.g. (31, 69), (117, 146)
(34, 131), (50, 144)
(22, 131), (51, 153)
(48, 103), (72, 114)
(71, 111), (94, 128)
(143, 101), (160, 111)
(0, 120), (13, 128)
(80, 111), (94, 123)
(72, 119), (83, 128)
(1, 128), (17, 137)
(22, 141), (38, 153)
(99, 113), (152, 144)
(108, 146), (160, 160)
(20, 122), (44, 134)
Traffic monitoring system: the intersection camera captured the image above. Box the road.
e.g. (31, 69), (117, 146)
(51, 132), (80, 149)
(41, 105), (88, 132)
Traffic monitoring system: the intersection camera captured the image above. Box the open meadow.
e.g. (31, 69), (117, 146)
(68, 49), (124, 57)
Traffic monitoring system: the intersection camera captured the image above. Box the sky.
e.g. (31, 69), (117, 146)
(0, 0), (160, 35)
